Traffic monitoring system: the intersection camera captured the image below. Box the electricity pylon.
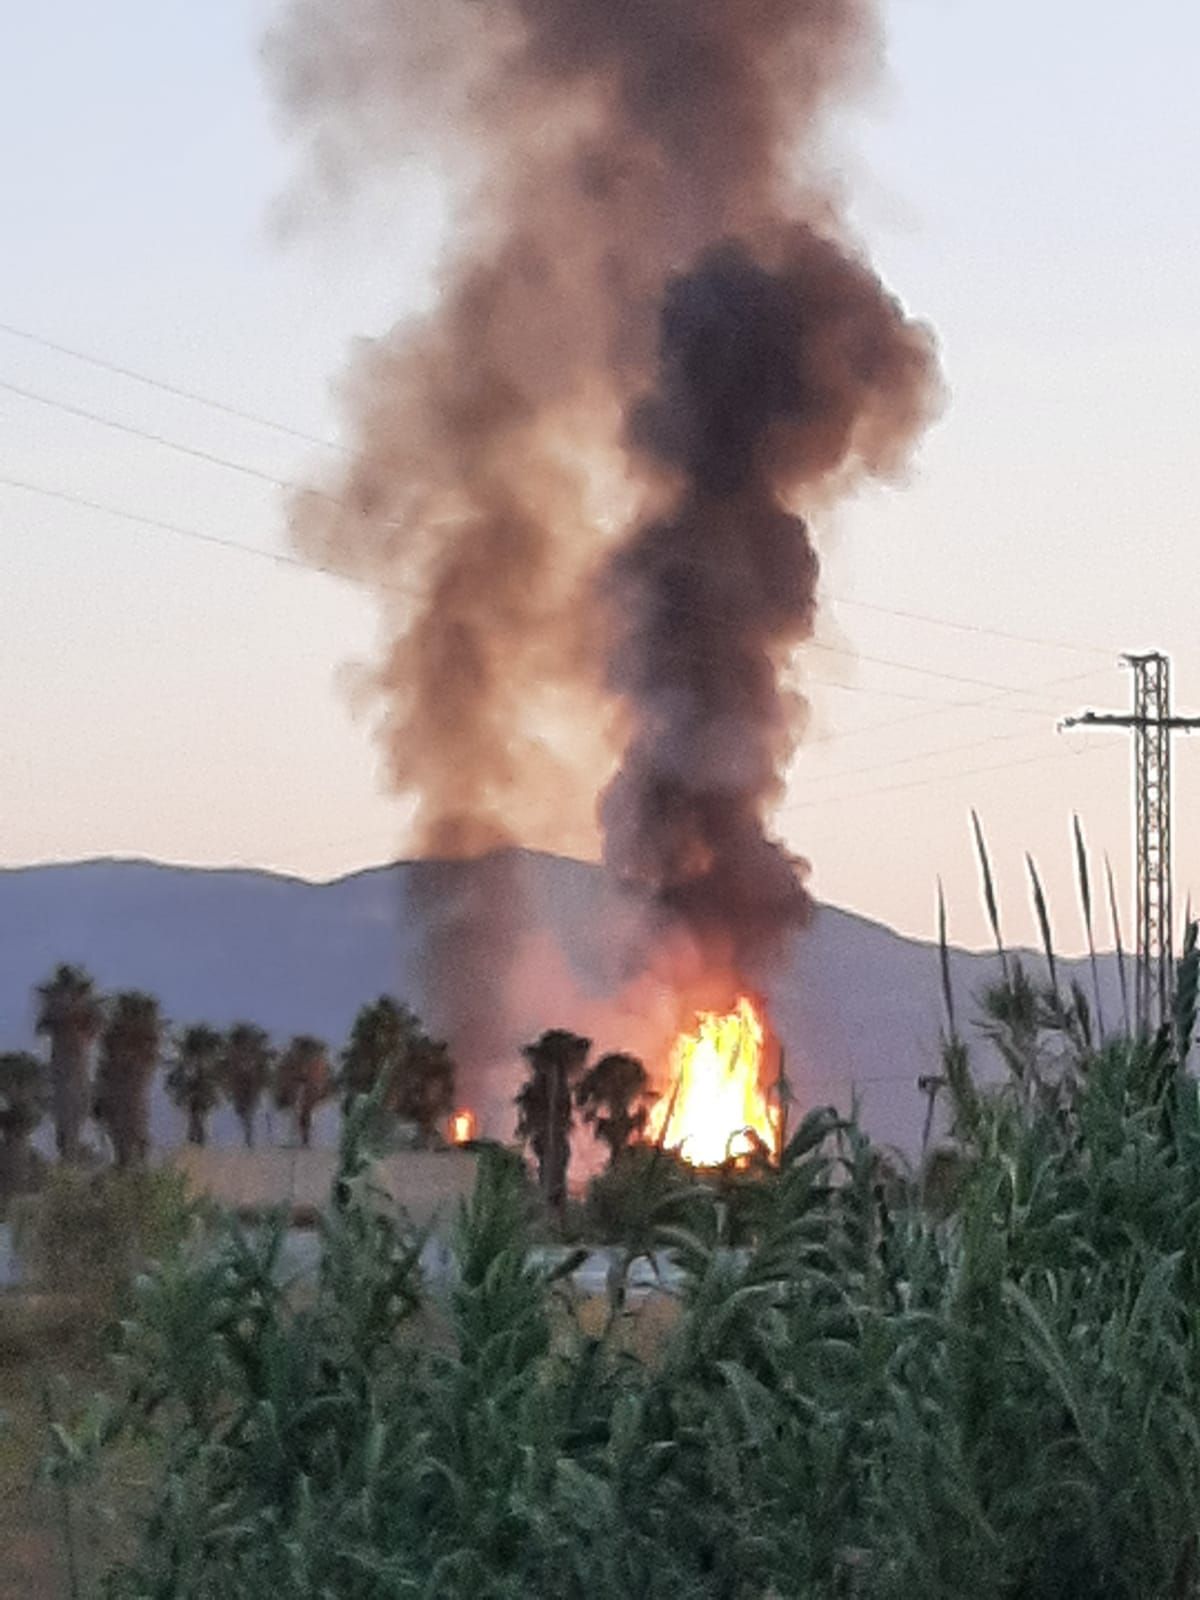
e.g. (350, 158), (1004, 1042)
(1063, 653), (1200, 1031)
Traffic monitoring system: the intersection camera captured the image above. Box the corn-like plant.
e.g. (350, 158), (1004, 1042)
(50, 899), (1200, 1599)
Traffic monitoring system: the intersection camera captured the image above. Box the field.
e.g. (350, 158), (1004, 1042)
(0, 1141), (667, 1599)
(0, 1146), (480, 1596)
(5, 932), (1200, 1599)
(0, 1295), (135, 1599)
(0, 1268), (675, 1598)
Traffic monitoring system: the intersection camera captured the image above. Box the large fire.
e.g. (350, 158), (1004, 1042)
(647, 996), (778, 1167)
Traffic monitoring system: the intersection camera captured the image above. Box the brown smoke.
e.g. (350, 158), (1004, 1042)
(266, 0), (941, 1062)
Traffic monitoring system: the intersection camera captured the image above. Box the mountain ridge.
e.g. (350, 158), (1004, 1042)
(0, 851), (1122, 1158)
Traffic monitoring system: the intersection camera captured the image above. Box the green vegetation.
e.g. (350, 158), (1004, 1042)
(1, 1165), (196, 1599)
(12, 1164), (194, 1310)
(273, 1033), (333, 1149)
(36, 918), (1200, 1598)
(0, 1053), (48, 1204)
(516, 1028), (591, 1211)
(35, 965), (102, 1165)
(575, 1050), (654, 1167)
(165, 1023), (224, 1147)
(7, 822), (1200, 1595)
(0, 970), (462, 1211)
(94, 993), (163, 1169)
(340, 996), (456, 1144)
(219, 1023), (274, 1150)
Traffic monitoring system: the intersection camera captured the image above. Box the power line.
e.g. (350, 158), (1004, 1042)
(269, 728), (1112, 878)
(823, 591), (1111, 660)
(0, 320), (1117, 667)
(0, 376), (305, 494)
(807, 639), (1077, 704)
(281, 701), (1120, 865)
(0, 319), (340, 452)
(0, 339), (1137, 871)
(797, 724), (1048, 788)
(0, 507), (1085, 858)
(809, 675), (1057, 718)
(805, 666), (1108, 749)
(0, 480), (1109, 873)
(1, 472), (1083, 722)
(0, 474), (330, 580)
(0, 473), (1037, 724)
(4, 364), (1113, 706)
(805, 676), (966, 707)
(0, 469), (993, 715)
(775, 736), (1117, 816)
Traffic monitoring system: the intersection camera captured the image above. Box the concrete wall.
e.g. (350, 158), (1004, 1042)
(170, 1147), (479, 1236)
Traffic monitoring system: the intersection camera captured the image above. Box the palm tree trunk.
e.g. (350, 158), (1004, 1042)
(187, 1108), (206, 1146)
(298, 1105), (312, 1149)
(113, 1122), (149, 1169)
(0, 1136), (31, 1199)
(240, 1112), (255, 1150)
(51, 1037), (89, 1164)
(109, 1099), (137, 1168)
(128, 1072), (152, 1167)
(547, 1065), (567, 1214)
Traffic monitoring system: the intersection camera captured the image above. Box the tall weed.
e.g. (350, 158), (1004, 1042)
(52, 929), (1200, 1599)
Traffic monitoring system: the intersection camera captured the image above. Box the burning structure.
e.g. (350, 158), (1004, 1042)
(268, 0), (942, 1153)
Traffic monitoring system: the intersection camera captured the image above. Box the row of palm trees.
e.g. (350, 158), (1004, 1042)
(0, 965), (461, 1192)
(517, 1029), (655, 1208)
(0, 968), (665, 1205)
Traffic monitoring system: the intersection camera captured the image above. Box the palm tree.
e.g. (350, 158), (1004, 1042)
(341, 997), (456, 1146)
(35, 963), (103, 1162)
(95, 991), (163, 1168)
(515, 1029), (590, 1212)
(397, 1033), (456, 1147)
(575, 1051), (653, 1168)
(0, 1051), (49, 1197)
(167, 1024), (223, 1147)
(340, 997), (411, 1112)
(220, 1023), (273, 1149)
(275, 1035), (331, 1149)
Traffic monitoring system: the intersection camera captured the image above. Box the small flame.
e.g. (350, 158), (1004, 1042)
(448, 1108), (477, 1145)
(647, 995), (776, 1166)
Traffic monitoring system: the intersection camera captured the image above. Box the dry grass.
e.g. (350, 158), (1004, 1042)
(0, 1291), (148, 1599)
(570, 1289), (681, 1361)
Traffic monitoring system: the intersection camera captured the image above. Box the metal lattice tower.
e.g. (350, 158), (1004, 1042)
(1063, 653), (1200, 1031)
(1131, 655), (1173, 1028)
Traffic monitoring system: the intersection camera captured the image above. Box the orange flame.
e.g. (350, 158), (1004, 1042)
(448, 1108), (477, 1145)
(647, 995), (776, 1166)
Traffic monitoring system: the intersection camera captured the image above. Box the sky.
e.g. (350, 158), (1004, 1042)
(2, 0), (1198, 954)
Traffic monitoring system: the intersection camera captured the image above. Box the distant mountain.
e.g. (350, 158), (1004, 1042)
(0, 851), (1125, 1158)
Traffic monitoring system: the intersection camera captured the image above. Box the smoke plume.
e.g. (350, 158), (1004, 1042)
(602, 229), (937, 997)
(267, 0), (941, 1062)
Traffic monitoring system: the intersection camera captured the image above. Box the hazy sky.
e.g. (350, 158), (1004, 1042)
(2, 0), (1198, 953)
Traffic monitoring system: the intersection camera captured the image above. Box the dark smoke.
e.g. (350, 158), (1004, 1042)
(266, 0), (941, 1070)
(601, 230), (938, 994)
